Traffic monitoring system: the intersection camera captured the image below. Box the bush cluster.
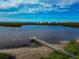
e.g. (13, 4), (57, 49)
(0, 53), (12, 59)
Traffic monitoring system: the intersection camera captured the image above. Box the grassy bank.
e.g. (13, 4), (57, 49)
(41, 40), (79, 59)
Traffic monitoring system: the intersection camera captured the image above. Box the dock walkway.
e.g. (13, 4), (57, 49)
(29, 36), (76, 59)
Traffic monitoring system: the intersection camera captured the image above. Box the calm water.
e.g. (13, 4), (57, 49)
(0, 25), (79, 48)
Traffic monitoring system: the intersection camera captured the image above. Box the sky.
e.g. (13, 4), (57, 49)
(0, 0), (79, 22)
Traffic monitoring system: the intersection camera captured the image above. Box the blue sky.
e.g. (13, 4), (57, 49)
(0, 0), (79, 22)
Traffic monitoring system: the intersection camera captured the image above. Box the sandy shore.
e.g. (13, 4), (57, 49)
(0, 46), (52, 59)
(0, 40), (68, 59)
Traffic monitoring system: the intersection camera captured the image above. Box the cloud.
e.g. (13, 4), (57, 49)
(0, 0), (79, 14)
(0, 0), (23, 9)
(56, 0), (79, 8)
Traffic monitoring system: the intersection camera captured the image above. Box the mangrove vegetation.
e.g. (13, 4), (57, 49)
(0, 22), (79, 27)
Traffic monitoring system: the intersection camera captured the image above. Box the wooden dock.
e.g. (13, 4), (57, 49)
(29, 36), (76, 59)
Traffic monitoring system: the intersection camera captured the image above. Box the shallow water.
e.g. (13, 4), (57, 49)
(0, 25), (79, 48)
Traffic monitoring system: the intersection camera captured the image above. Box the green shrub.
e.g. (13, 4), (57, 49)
(76, 54), (79, 59)
(41, 50), (72, 59)
(64, 40), (79, 55)
(41, 40), (79, 59)
(0, 53), (11, 59)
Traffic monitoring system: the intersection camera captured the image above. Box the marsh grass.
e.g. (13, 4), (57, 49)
(41, 40), (79, 59)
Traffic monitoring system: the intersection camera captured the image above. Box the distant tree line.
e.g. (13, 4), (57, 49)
(0, 22), (79, 27)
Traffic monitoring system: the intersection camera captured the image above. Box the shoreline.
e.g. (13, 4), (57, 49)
(0, 40), (78, 59)
(0, 41), (67, 59)
(0, 46), (52, 59)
